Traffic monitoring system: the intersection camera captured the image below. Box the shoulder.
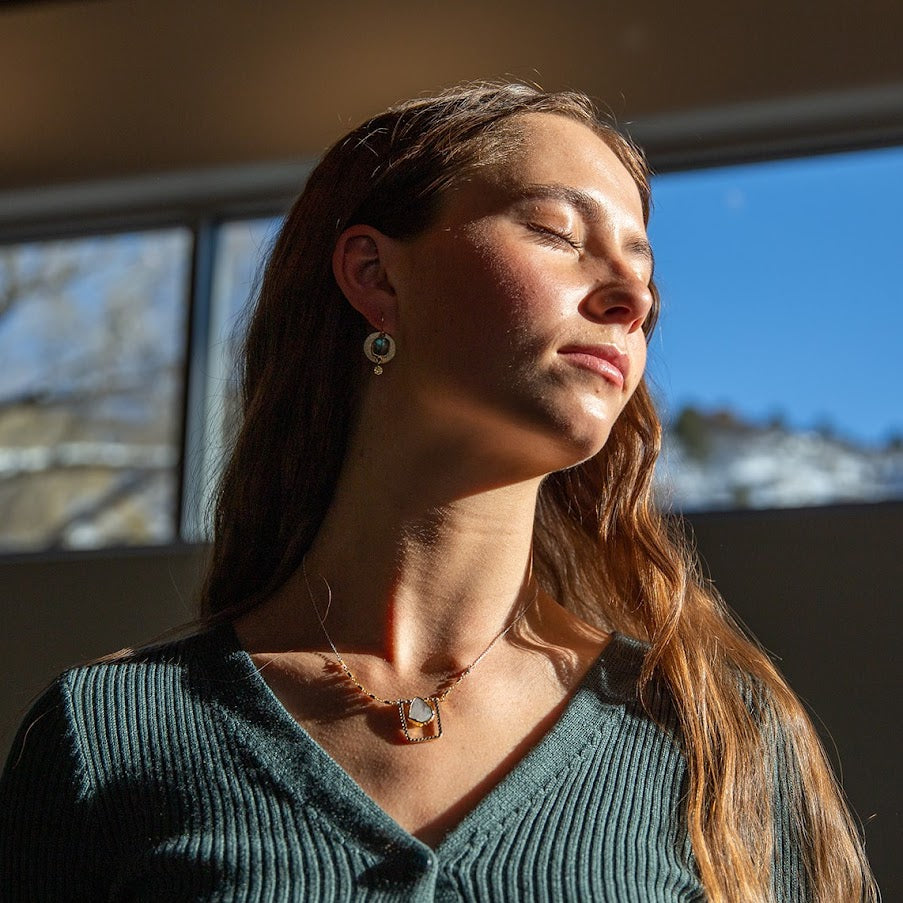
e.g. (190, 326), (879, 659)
(601, 630), (673, 714)
(61, 625), (227, 712)
(6, 625), (237, 781)
(582, 631), (686, 758)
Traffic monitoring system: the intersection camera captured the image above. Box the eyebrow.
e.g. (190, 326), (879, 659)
(514, 182), (655, 272)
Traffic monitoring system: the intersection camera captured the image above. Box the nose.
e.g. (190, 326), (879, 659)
(579, 267), (653, 334)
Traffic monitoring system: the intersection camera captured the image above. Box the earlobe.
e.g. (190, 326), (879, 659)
(332, 225), (398, 332)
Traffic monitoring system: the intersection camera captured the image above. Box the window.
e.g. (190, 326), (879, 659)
(2, 144), (900, 554)
(647, 145), (903, 510)
(182, 216), (282, 541)
(0, 228), (191, 551)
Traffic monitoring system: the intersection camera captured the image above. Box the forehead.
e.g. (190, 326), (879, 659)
(450, 112), (645, 226)
(511, 114), (638, 201)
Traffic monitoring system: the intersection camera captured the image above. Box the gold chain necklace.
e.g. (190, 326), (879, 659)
(301, 555), (537, 743)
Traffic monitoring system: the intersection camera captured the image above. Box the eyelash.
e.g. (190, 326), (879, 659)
(528, 223), (584, 251)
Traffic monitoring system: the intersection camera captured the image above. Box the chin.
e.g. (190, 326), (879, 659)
(528, 415), (617, 475)
(561, 428), (615, 468)
(554, 397), (623, 452)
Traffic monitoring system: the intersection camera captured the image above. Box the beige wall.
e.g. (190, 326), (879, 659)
(2, 0), (902, 190)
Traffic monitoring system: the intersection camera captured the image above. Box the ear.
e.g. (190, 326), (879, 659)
(331, 225), (399, 333)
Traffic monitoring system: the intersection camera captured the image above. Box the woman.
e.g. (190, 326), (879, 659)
(1, 83), (878, 901)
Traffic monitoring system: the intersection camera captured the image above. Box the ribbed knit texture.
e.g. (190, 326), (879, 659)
(1, 624), (809, 901)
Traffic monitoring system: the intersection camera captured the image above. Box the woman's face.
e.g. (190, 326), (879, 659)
(389, 112), (654, 475)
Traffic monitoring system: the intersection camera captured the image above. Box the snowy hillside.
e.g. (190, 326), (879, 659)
(655, 407), (903, 511)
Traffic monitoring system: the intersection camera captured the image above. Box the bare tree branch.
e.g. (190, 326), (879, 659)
(0, 246), (82, 324)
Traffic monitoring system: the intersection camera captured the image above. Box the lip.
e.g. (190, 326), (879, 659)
(557, 344), (629, 389)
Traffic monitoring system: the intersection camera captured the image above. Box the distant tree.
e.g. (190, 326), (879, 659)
(0, 233), (187, 549)
(0, 245), (81, 327)
(673, 405), (712, 461)
(710, 406), (750, 432)
(813, 417), (836, 441)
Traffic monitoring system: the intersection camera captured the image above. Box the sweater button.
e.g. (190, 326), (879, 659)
(369, 847), (433, 886)
(409, 848), (433, 870)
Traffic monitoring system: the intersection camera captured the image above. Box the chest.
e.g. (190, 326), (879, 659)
(251, 653), (574, 845)
(94, 674), (704, 902)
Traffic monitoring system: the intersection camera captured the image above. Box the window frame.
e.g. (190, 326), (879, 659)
(0, 162), (309, 557)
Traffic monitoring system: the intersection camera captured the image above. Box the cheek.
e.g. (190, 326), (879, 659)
(623, 336), (648, 401)
(434, 244), (551, 353)
(402, 225), (569, 389)
(632, 335), (648, 378)
(472, 246), (567, 344)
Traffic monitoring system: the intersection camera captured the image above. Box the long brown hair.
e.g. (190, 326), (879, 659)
(200, 82), (878, 902)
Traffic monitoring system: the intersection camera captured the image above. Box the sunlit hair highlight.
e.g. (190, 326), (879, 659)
(198, 82), (878, 902)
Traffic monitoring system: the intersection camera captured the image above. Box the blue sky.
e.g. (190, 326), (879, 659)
(646, 145), (903, 447)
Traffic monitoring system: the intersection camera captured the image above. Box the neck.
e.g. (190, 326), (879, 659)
(299, 477), (540, 677)
(264, 384), (570, 683)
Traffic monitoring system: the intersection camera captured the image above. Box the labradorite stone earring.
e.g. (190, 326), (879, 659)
(363, 330), (396, 375)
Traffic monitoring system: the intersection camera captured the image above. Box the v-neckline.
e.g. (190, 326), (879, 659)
(200, 620), (644, 857)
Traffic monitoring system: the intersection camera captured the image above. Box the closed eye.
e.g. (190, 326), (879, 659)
(527, 223), (584, 251)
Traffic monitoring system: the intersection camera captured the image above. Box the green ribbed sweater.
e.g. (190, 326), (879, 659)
(1, 623), (809, 901)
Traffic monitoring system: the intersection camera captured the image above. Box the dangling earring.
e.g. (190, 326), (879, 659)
(363, 329), (396, 375)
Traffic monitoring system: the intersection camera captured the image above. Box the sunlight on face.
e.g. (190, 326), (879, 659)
(391, 113), (654, 476)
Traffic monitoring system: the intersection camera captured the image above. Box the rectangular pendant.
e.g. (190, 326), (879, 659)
(397, 696), (442, 743)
